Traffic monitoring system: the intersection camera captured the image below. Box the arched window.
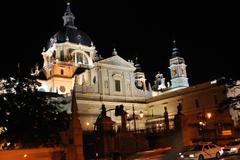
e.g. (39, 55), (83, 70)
(76, 52), (89, 65)
(83, 55), (88, 64)
(77, 54), (83, 64)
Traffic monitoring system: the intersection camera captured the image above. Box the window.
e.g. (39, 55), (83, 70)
(83, 54), (88, 64)
(203, 145), (209, 150)
(77, 54), (83, 63)
(46, 56), (50, 63)
(115, 80), (121, 92)
(60, 69), (64, 75)
(214, 95), (218, 105)
(209, 144), (216, 149)
(112, 73), (122, 92)
(93, 76), (96, 84)
(104, 80), (108, 88)
(60, 50), (64, 61)
(52, 51), (56, 59)
(67, 49), (72, 61)
(195, 99), (199, 108)
(189, 145), (203, 151)
(172, 67), (177, 77)
(180, 66), (185, 76)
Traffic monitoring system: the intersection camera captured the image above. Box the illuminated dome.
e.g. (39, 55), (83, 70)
(47, 3), (92, 49)
(47, 26), (92, 49)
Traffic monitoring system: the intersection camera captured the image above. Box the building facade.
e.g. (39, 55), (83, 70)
(35, 3), (234, 145)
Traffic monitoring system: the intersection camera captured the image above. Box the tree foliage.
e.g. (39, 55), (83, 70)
(0, 76), (71, 149)
(219, 95), (240, 111)
(218, 79), (240, 111)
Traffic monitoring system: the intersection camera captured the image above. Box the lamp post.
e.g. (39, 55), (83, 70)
(199, 112), (212, 141)
(133, 105), (137, 132)
(199, 121), (206, 141)
(206, 112), (212, 141)
(128, 105), (144, 132)
(130, 105), (144, 152)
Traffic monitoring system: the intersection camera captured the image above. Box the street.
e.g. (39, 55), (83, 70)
(220, 155), (240, 160)
(125, 147), (240, 160)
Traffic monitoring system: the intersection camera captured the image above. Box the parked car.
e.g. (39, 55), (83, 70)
(177, 142), (224, 160)
(222, 140), (240, 155)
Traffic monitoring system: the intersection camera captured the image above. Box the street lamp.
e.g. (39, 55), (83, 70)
(86, 122), (90, 130)
(127, 106), (144, 132)
(206, 112), (212, 119)
(139, 111), (144, 118)
(198, 112), (212, 141)
(199, 121), (206, 126)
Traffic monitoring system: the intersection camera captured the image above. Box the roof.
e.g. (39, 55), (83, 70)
(47, 26), (92, 49)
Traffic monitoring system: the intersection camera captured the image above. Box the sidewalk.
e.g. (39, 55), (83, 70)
(91, 147), (175, 160)
(125, 147), (173, 160)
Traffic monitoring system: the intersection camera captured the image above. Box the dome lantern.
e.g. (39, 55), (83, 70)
(62, 2), (75, 27)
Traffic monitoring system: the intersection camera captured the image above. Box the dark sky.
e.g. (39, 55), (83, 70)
(1, 1), (239, 85)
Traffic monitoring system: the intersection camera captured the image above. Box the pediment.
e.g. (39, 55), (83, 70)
(97, 55), (135, 70)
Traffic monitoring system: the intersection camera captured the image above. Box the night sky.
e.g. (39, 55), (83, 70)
(1, 1), (239, 85)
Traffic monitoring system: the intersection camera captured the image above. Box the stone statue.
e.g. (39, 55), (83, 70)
(164, 107), (169, 130)
(177, 103), (183, 115)
(101, 104), (107, 118)
(155, 72), (162, 85)
(153, 72), (166, 90)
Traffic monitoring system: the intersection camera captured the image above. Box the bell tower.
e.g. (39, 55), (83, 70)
(169, 40), (189, 88)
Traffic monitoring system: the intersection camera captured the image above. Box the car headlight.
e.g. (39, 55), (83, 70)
(189, 154), (195, 158)
(231, 147), (238, 151)
(219, 150), (224, 155)
(180, 155), (184, 158)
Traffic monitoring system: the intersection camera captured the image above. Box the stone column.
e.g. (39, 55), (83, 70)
(173, 103), (184, 149)
(95, 110), (115, 158)
(173, 103), (193, 147)
(74, 53), (77, 64)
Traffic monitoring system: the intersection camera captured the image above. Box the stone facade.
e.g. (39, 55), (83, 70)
(35, 3), (235, 146)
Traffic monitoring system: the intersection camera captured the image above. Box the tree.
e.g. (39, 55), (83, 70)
(218, 78), (240, 126)
(0, 76), (71, 149)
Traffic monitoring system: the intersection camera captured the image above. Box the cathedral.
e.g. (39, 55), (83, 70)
(35, 3), (232, 144)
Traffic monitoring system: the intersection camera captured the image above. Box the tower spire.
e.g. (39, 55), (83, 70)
(169, 40), (189, 88)
(134, 57), (142, 72)
(62, 2), (75, 26)
(171, 40), (181, 58)
(173, 39), (176, 48)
